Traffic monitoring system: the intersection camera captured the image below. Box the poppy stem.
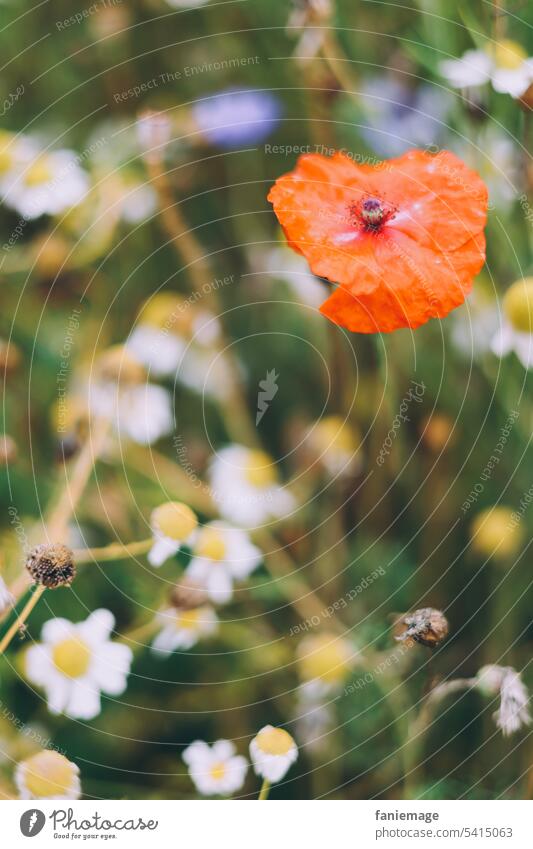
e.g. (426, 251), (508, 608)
(258, 778), (271, 800)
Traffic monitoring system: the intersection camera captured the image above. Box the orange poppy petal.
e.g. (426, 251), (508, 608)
(319, 232), (486, 333)
(268, 148), (488, 333)
(372, 149), (488, 252)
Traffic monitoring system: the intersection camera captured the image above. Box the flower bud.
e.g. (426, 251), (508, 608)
(151, 502), (198, 542)
(470, 506), (524, 560)
(297, 632), (353, 687)
(26, 543), (76, 589)
(503, 278), (533, 333)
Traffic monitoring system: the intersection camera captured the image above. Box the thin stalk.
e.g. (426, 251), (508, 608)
(258, 778), (271, 800)
(0, 585), (46, 655)
(74, 538), (152, 564)
(0, 417), (110, 625)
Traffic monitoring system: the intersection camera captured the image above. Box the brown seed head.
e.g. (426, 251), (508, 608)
(395, 607), (449, 648)
(26, 543), (76, 589)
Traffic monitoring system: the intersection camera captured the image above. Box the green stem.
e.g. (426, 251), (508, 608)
(258, 778), (271, 800)
(73, 538), (152, 564)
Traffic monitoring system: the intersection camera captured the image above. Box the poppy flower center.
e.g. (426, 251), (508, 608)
(351, 196), (396, 233)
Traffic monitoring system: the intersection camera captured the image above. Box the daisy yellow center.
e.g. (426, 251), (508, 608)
(503, 278), (533, 333)
(138, 293), (191, 334)
(244, 450), (277, 488)
(24, 157), (53, 187)
(23, 750), (76, 798)
(255, 727), (294, 756)
(0, 149), (14, 175)
(52, 637), (91, 678)
(209, 761), (227, 781)
(491, 40), (528, 70)
(176, 608), (202, 630)
(195, 527), (226, 561)
(314, 416), (358, 454)
(152, 502), (198, 541)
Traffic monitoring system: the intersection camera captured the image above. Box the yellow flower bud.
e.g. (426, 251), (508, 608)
(503, 278), (533, 333)
(470, 506), (524, 560)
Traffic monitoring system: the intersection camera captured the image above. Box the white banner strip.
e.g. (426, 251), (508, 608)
(1, 799), (530, 847)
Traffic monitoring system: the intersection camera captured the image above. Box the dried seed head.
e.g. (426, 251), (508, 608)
(26, 543), (76, 589)
(168, 578), (209, 611)
(395, 607), (449, 648)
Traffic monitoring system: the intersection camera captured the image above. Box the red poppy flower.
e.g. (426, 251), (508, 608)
(268, 149), (488, 333)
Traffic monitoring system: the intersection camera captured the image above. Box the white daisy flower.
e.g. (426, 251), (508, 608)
(209, 445), (296, 528)
(440, 40), (533, 98)
(305, 415), (362, 478)
(25, 609), (133, 720)
(0, 574), (13, 616)
(182, 739), (247, 797)
(491, 277), (533, 368)
(476, 665), (531, 737)
(88, 345), (173, 445)
(16, 750), (81, 800)
(185, 521), (262, 604)
(126, 293), (228, 398)
(451, 276), (499, 359)
(148, 501), (198, 567)
(0, 130), (36, 183)
(119, 179), (157, 224)
(249, 725), (298, 783)
(2, 148), (89, 220)
(266, 246), (326, 309)
(152, 604), (218, 654)
(136, 110), (172, 161)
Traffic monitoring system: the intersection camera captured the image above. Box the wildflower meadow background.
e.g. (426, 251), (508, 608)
(0, 0), (532, 802)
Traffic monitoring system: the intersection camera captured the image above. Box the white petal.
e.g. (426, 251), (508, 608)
(65, 679), (102, 720)
(183, 740), (211, 766)
(211, 739), (236, 760)
(148, 535), (180, 567)
(41, 617), (75, 645)
(206, 568), (234, 604)
(78, 608), (115, 644)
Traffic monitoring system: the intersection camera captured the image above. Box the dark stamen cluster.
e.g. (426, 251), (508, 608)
(350, 195), (397, 233)
(26, 543), (76, 589)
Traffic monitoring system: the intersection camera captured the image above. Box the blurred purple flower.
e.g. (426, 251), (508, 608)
(192, 88), (282, 147)
(358, 77), (452, 157)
